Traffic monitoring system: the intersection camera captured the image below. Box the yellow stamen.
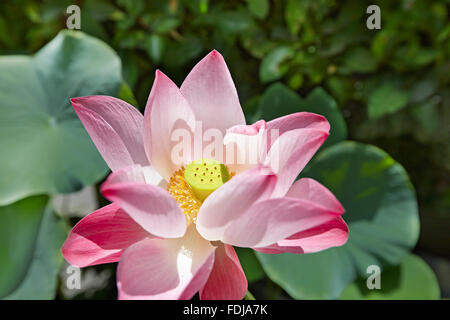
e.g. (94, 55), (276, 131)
(167, 167), (201, 225)
(167, 160), (234, 225)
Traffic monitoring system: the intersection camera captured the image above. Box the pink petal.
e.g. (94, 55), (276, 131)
(200, 244), (247, 300)
(254, 217), (349, 254)
(144, 70), (196, 181)
(286, 178), (344, 214)
(61, 204), (150, 267)
(254, 178), (347, 254)
(221, 197), (341, 248)
(266, 112), (330, 148)
(196, 167), (276, 242)
(71, 96), (148, 171)
(180, 50), (245, 134)
(265, 128), (329, 197)
(223, 120), (268, 174)
(101, 165), (187, 238)
(117, 226), (215, 300)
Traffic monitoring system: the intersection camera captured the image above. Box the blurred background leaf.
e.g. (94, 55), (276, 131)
(340, 254), (440, 299)
(0, 196), (67, 299)
(368, 84), (409, 119)
(0, 30), (122, 205)
(235, 247), (265, 283)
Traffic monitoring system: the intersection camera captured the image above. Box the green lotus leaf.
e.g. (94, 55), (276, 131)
(0, 30), (122, 205)
(0, 196), (67, 299)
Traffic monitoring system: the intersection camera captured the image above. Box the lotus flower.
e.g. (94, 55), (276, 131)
(61, 50), (348, 300)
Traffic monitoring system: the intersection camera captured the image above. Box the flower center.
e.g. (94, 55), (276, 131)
(167, 158), (231, 224)
(184, 159), (230, 201)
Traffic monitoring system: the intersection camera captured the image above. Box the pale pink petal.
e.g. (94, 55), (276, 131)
(180, 50), (245, 133)
(286, 178), (344, 214)
(61, 204), (150, 267)
(254, 217), (348, 254)
(144, 70), (196, 181)
(196, 167), (276, 242)
(254, 178), (347, 254)
(117, 226), (215, 300)
(200, 244), (247, 300)
(101, 165), (186, 238)
(223, 120), (267, 174)
(266, 112), (330, 148)
(265, 128), (329, 197)
(71, 96), (148, 171)
(221, 197), (341, 248)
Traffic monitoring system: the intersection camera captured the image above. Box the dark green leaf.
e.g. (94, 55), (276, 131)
(164, 35), (203, 67)
(145, 34), (165, 64)
(152, 18), (181, 34)
(368, 84), (409, 119)
(0, 196), (67, 299)
(117, 82), (138, 108)
(247, 0), (269, 20)
(340, 47), (377, 74)
(259, 47), (294, 83)
(285, 0), (308, 35)
(235, 247), (265, 283)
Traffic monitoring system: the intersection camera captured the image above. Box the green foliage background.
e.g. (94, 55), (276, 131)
(0, 0), (448, 299)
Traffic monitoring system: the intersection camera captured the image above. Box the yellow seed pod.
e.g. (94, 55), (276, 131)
(184, 158), (230, 201)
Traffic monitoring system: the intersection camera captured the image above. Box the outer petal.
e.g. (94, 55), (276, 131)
(101, 165), (186, 238)
(117, 226), (215, 300)
(254, 178), (347, 254)
(223, 120), (267, 174)
(286, 178), (344, 213)
(180, 50), (245, 134)
(196, 167), (276, 242)
(266, 112), (330, 148)
(221, 197), (341, 248)
(144, 70), (196, 181)
(61, 204), (150, 267)
(71, 96), (148, 171)
(254, 217), (348, 254)
(200, 244), (247, 300)
(265, 128), (329, 197)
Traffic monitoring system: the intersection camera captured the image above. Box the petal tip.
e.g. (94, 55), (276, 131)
(99, 174), (116, 197)
(99, 181), (114, 199)
(60, 238), (79, 267)
(152, 69), (176, 89)
(206, 49), (224, 62)
(337, 201), (345, 215)
(70, 96), (95, 110)
(209, 49), (221, 56)
(154, 69), (170, 81)
(70, 97), (83, 109)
